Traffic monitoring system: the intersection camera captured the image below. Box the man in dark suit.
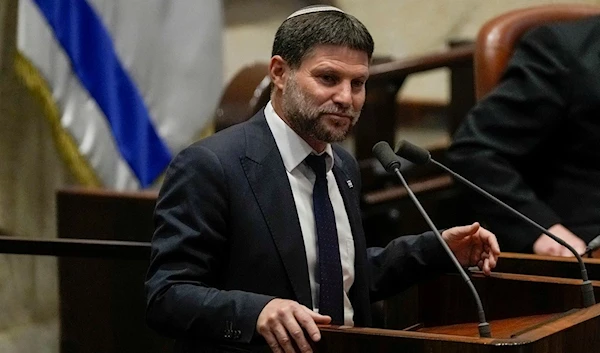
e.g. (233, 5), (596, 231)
(146, 5), (500, 353)
(448, 16), (600, 256)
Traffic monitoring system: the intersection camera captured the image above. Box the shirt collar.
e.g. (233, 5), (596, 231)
(264, 101), (334, 173)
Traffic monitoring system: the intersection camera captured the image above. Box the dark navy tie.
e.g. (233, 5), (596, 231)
(305, 154), (344, 325)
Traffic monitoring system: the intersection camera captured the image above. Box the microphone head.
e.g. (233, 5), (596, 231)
(372, 141), (402, 172)
(395, 140), (431, 165)
(587, 234), (600, 253)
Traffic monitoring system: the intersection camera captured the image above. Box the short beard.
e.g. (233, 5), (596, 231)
(281, 74), (360, 143)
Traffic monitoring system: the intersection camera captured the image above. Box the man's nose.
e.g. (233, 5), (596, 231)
(332, 82), (352, 109)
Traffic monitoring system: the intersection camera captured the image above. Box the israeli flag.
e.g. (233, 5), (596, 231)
(16, 0), (223, 189)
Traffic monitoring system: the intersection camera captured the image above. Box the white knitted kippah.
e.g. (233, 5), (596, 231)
(286, 5), (345, 20)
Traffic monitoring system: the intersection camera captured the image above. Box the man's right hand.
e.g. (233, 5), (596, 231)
(533, 224), (587, 256)
(256, 298), (331, 353)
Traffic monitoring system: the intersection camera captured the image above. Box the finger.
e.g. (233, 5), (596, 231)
(272, 322), (296, 353)
(483, 257), (491, 276)
(300, 308), (328, 342)
(304, 307), (332, 324)
(443, 224), (476, 243)
(283, 313), (312, 353)
(455, 222), (480, 237)
(469, 235), (484, 266)
(475, 251), (490, 267)
(471, 235), (483, 263)
(469, 222), (481, 236)
(486, 251), (498, 269)
(261, 329), (283, 353)
(479, 228), (501, 255)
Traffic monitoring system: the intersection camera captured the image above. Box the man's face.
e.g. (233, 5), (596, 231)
(281, 45), (369, 146)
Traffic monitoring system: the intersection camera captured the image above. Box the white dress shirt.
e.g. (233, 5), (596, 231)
(264, 101), (355, 326)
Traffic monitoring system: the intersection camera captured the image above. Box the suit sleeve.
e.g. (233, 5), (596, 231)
(367, 232), (453, 302)
(447, 25), (572, 252)
(145, 144), (273, 343)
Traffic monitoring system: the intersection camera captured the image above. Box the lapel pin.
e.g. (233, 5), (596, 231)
(346, 180), (354, 189)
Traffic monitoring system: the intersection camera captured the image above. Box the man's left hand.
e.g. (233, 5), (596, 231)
(442, 222), (500, 275)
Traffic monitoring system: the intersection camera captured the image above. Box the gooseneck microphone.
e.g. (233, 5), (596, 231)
(585, 234), (600, 257)
(372, 141), (492, 338)
(395, 140), (596, 308)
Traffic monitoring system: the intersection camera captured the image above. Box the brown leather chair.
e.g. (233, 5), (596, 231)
(213, 63), (271, 132)
(475, 4), (600, 100)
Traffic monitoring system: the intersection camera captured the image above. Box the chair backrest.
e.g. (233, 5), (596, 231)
(214, 63), (271, 132)
(475, 4), (600, 100)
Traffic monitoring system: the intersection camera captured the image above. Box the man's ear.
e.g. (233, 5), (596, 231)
(269, 55), (289, 91)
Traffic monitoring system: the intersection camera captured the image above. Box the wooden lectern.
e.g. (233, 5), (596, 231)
(495, 252), (600, 280)
(317, 272), (600, 352)
(57, 188), (600, 352)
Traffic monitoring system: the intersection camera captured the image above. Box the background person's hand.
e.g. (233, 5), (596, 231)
(256, 298), (331, 353)
(533, 224), (587, 257)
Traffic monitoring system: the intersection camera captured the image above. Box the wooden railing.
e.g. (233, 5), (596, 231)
(0, 235), (150, 259)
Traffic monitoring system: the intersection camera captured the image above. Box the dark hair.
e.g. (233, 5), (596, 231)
(272, 10), (374, 69)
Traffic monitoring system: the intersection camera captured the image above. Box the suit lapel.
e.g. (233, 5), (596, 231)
(332, 155), (362, 244)
(241, 114), (313, 308)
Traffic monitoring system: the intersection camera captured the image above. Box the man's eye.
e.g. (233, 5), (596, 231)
(320, 75), (336, 84)
(352, 80), (365, 88)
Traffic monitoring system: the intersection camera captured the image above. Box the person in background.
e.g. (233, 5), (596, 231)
(146, 5), (500, 353)
(448, 16), (600, 257)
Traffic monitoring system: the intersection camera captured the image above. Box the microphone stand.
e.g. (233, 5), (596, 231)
(392, 166), (492, 337)
(431, 159), (596, 308)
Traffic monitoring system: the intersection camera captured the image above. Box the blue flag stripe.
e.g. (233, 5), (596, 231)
(33, 0), (172, 187)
